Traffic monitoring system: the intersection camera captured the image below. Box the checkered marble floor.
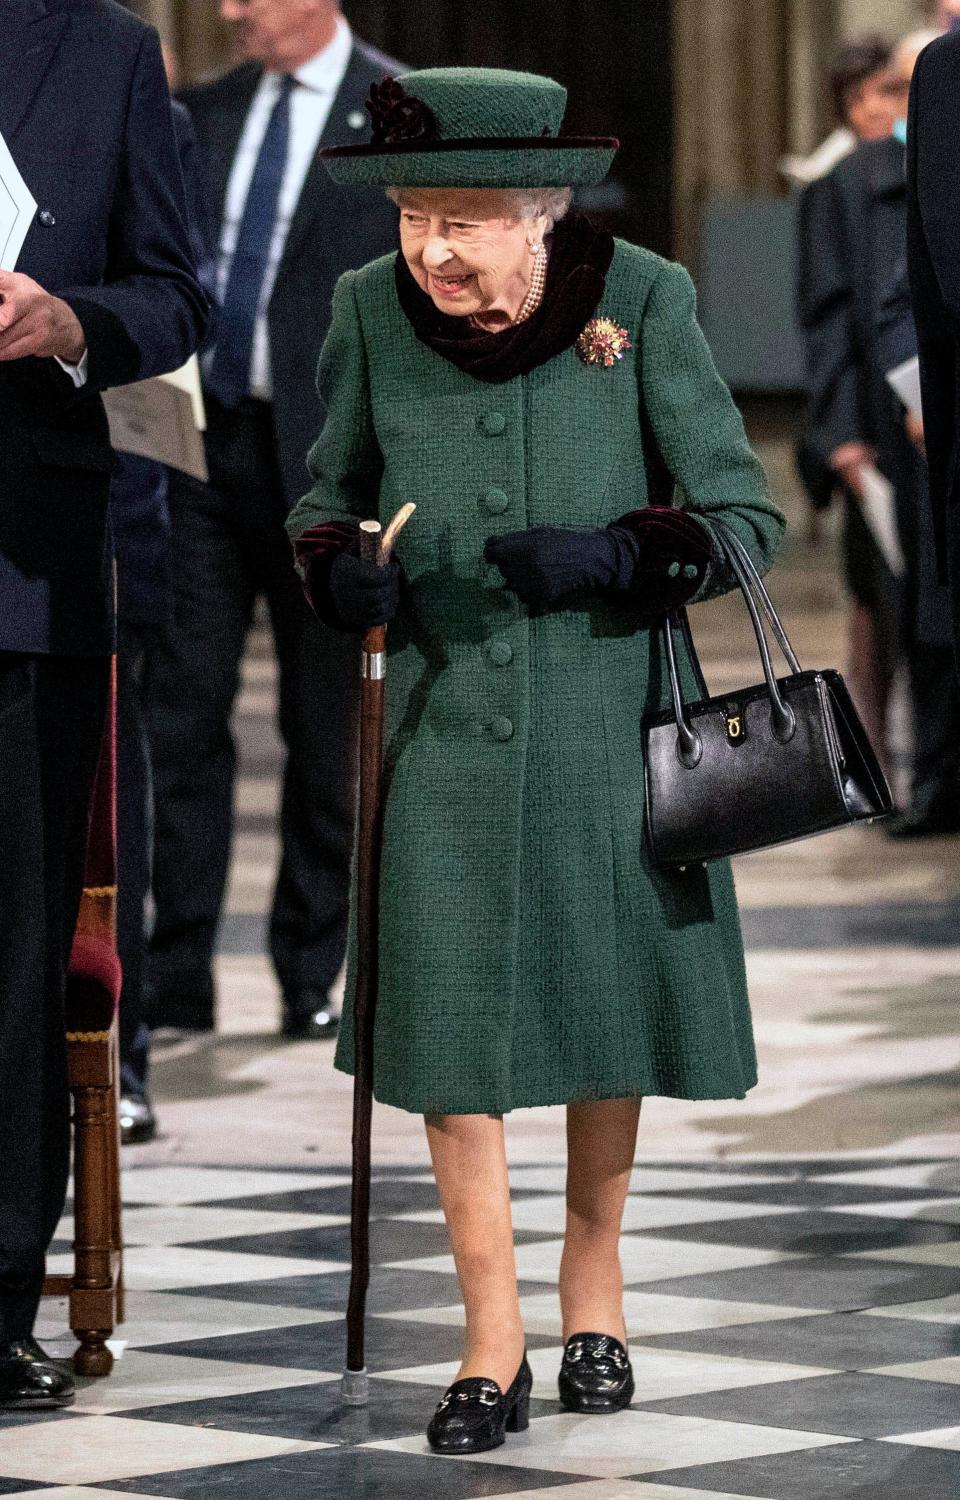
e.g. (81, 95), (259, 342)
(3, 1157), (959, 1497)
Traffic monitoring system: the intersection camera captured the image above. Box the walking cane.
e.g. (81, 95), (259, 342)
(342, 502), (415, 1407)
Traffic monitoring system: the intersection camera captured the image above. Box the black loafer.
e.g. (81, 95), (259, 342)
(119, 1093), (158, 1145)
(281, 997), (340, 1041)
(0, 1338), (75, 1410)
(558, 1332), (634, 1413)
(427, 1352), (532, 1454)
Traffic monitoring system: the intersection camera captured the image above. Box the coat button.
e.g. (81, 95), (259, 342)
(482, 487), (509, 515)
(487, 640), (513, 667)
(39, 209), (56, 227)
(490, 715), (514, 741)
(480, 411), (506, 436)
(683, 563), (700, 579)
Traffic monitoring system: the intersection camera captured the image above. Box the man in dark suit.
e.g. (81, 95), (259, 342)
(147, 0), (403, 1042)
(0, 0), (208, 1409)
(906, 27), (960, 669)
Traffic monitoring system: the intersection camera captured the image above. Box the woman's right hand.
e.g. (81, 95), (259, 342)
(328, 548), (401, 631)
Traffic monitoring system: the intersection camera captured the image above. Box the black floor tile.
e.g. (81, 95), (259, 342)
(641, 1438), (960, 1498)
(637, 1255), (960, 1310)
(634, 1179), (960, 1209)
(641, 1370), (960, 1438)
(183, 1219), (556, 1263)
(102, 1445), (581, 1498)
(637, 1209), (960, 1256)
(741, 898), (960, 949)
(638, 1311), (960, 1368)
(220, 1180), (438, 1216)
(118, 1375), (558, 1444)
(174, 1268), (558, 1316)
(139, 1315), (558, 1374)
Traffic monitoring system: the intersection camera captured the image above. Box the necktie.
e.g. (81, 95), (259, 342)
(207, 74), (296, 409)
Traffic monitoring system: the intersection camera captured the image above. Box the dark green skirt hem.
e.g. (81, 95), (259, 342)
(332, 1056), (757, 1116)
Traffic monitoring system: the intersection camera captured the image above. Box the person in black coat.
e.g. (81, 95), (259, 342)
(906, 28), (960, 670)
(147, 0), (403, 1043)
(0, 0), (208, 1410)
(113, 96), (215, 1144)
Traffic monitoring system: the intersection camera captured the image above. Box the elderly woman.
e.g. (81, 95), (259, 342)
(287, 68), (784, 1454)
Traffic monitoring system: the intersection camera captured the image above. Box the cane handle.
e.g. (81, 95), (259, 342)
(359, 520), (382, 566)
(381, 503), (417, 561)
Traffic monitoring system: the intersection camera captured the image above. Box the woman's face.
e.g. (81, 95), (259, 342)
(397, 188), (545, 324)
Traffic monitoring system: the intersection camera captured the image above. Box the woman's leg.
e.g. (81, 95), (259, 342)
(425, 1112), (526, 1391)
(560, 1097), (642, 1341)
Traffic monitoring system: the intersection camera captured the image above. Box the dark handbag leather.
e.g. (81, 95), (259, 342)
(643, 518), (893, 868)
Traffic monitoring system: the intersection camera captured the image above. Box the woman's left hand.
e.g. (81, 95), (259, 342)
(484, 526), (625, 606)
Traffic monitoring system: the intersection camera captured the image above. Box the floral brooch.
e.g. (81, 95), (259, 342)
(367, 78), (439, 146)
(576, 317), (633, 368)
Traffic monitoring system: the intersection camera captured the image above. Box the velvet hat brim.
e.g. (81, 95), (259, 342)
(321, 136), (619, 189)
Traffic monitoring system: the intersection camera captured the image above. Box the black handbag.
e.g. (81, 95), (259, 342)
(643, 517), (894, 869)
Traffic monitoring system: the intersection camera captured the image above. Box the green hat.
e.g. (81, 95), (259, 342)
(321, 67), (618, 189)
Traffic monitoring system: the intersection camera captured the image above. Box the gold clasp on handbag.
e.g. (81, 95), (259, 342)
(726, 704), (743, 742)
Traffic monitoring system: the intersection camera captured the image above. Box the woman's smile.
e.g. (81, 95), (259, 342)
(429, 270), (475, 298)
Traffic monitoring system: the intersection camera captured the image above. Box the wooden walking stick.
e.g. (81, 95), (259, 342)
(342, 503), (415, 1407)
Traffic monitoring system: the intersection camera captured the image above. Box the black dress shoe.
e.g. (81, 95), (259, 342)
(427, 1353), (532, 1454)
(0, 1338), (75, 1410)
(281, 995), (340, 1041)
(558, 1332), (634, 1413)
(119, 1093), (157, 1145)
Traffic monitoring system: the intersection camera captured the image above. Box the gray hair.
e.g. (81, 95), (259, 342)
(386, 186), (573, 234)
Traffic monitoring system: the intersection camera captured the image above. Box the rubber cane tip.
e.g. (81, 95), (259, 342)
(341, 1367), (370, 1406)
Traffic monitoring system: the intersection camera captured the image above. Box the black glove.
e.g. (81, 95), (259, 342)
(484, 525), (633, 606)
(328, 547), (401, 631)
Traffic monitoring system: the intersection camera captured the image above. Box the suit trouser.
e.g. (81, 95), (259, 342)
(147, 397), (359, 1024)
(117, 621), (153, 1096)
(0, 653), (109, 1340)
(909, 643), (960, 793)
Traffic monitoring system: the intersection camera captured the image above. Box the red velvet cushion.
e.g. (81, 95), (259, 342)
(65, 934), (123, 1033)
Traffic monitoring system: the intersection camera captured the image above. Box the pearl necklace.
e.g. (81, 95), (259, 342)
(469, 243), (549, 331)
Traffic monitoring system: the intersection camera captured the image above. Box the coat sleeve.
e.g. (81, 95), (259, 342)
(638, 258), (785, 600)
(59, 29), (209, 392)
(285, 269), (385, 545)
(906, 44), (954, 582)
(795, 174), (863, 466)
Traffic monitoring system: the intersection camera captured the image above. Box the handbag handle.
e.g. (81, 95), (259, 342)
(662, 516), (800, 766)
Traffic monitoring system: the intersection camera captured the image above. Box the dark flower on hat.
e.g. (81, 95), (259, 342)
(367, 78), (440, 146)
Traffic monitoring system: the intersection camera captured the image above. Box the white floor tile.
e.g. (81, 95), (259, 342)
(7, 1491), (179, 1500)
(370, 1410), (851, 1478)
(119, 1166), (350, 1204)
(396, 1194), (792, 1235)
(70, 1350), (337, 1413)
(0, 1417), (329, 1484)
(868, 1357), (960, 1383)
(386, 1236), (801, 1285)
(37, 1290), (337, 1349)
(881, 1425), (960, 1450)
(57, 1204), (349, 1246)
(863, 1294), (960, 1323)
(380, 1291), (824, 1339)
(44, 1244), (348, 1291)
(845, 1242), (960, 1268)
(382, 1345), (833, 1405)
(825, 1197), (960, 1224)
(815, 1164), (960, 1192)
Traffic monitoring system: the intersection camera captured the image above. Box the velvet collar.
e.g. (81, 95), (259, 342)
(393, 212), (614, 384)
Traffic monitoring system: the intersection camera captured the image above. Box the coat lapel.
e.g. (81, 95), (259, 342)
(0, 5), (69, 144)
(280, 46), (375, 269)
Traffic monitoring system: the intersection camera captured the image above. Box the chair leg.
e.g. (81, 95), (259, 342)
(70, 1079), (116, 1377)
(110, 1031), (125, 1327)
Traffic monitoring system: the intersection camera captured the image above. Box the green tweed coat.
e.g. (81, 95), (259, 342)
(287, 239), (785, 1115)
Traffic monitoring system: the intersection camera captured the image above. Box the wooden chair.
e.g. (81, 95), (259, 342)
(43, 660), (124, 1377)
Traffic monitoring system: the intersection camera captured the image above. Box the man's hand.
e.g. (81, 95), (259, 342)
(906, 411), (926, 453)
(0, 272), (86, 365)
(830, 441), (874, 499)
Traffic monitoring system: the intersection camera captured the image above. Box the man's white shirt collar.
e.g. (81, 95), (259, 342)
(269, 17), (353, 95)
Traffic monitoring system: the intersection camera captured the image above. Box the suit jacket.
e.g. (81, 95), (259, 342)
(112, 100), (211, 632)
(179, 38), (404, 509)
(0, 0), (209, 657)
(907, 32), (960, 659)
(796, 137), (908, 471)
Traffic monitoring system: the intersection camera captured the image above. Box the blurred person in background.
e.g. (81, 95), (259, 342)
(798, 31), (955, 830)
(935, 1), (960, 31)
(146, 0), (404, 1045)
(907, 25), (960, 672)
(795, 35), (898, 758)
(113, 53), (215, 1146)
